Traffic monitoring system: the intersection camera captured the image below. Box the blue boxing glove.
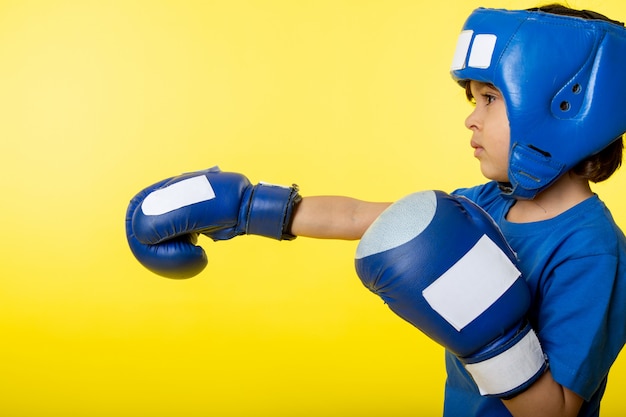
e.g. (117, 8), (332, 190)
(355, 191), (547, 398)
(126, 166), (301, 279)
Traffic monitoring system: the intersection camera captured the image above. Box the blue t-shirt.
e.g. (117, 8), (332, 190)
(443, 182), (626, 417)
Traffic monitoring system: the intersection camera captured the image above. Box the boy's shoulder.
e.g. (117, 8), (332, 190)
(451, 181), (508, 214)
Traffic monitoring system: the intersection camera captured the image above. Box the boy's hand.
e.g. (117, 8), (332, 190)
(355, 191), (547, 398)
(125, 166), (300, 279)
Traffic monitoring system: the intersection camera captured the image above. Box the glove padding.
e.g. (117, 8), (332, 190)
(126, 166), (301, 279)
(355, 190), (547, 398)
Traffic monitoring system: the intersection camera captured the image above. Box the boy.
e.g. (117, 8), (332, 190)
(126, 5), (626, 417)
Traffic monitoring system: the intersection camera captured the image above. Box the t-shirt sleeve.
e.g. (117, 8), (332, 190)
(536, 251), (626, 401)
(452, 182), (501, 208)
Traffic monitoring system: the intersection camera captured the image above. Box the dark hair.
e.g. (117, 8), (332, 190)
(531, 3), (624, 182)
(529, 4), (624, 26)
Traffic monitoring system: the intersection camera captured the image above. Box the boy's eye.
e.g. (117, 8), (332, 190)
(482, 94), (496, 104)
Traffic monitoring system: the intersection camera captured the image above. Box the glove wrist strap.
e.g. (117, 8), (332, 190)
(246, 183), (301, 240)
(462, 323), (548, 398)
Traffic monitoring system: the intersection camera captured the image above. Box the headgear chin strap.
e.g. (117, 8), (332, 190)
(451, 8), (626, 199)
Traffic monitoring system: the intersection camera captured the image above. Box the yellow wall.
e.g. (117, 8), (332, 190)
(2, 1), (626, 416)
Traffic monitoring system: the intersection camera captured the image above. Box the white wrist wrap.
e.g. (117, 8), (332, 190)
(464, 327), (546, 397)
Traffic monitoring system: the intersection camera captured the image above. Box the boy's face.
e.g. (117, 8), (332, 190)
(465, 81), (511, 183)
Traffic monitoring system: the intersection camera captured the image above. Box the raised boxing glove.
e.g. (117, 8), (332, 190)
(355, 190), (548, 398)
(126, 166), (301, 279)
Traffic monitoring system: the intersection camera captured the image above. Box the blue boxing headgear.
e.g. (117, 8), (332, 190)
(451, 8), (626, 199)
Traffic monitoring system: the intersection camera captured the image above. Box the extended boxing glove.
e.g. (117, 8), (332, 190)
(355, 190), (547, 398)
(126, 166), (301, 279)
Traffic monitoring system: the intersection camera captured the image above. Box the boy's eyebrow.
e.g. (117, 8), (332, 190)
(465, 82), (501, 102)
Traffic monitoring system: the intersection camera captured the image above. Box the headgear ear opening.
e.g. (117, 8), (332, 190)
(451, 8), (626, 199)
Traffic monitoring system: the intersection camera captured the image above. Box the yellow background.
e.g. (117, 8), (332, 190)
(2, 1), (626, 416)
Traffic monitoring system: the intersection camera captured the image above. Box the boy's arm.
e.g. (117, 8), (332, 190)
(290, 196), (391, 240)
(126, 168), (391, 278)
(503, 370), (583, 417)
(300, 194), (587, 417)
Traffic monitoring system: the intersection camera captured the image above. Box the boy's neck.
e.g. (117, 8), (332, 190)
(505, 173), (593, 223)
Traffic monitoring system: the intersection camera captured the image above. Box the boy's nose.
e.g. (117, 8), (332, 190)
(465, 109), (479, 131)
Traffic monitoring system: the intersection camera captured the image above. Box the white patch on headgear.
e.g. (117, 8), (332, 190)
(469, 34), (497, 68)
(451, 31), (497, 70)
(451, 30), (473, 70)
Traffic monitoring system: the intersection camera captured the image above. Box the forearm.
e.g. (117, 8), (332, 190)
(503, 370), (583, 417)
(290, 196), (390, 240)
